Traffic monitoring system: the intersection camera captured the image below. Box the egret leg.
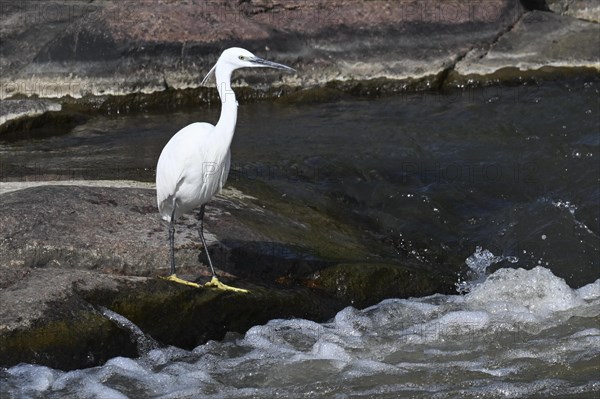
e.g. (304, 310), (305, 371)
(198, 204), (249, 293)
(169, 202), (176, 275)
(162, 199), (200, 288)
(198, 204), (217, 277)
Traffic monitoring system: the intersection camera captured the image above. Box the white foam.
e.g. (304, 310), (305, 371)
(437, 310), (490, 328)
(173, 369), (214, 387)
(82, 381), (130, 399)
(457, 246), (518, 294)
(147, 348), (170, 366)
(241, 324), (297, 354)
(310, 341), (352, 361)
(343, 359), (402, 378)
(570, 328), (600, 338)
(576, 279), (600, 301)
(332, 306), (374, 337)
(51, 369), (87, 391)
(465, 266), (585, 317)
(6, 364), (56, 392)
(365, 297), (441, 329)
(104, 356), (148, 375)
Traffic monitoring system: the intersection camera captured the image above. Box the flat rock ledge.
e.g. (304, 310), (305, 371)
(0, 185), (454, 370)
(1, 1), (599, 129)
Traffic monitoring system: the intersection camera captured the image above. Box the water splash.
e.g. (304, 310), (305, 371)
(551, 199), (597, 237)
(456, 246), (518, 294)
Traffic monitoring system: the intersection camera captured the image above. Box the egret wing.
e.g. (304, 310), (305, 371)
(156, 122), (214, 219)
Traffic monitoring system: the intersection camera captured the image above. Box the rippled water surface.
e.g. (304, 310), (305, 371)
(1, 79), (599, 397)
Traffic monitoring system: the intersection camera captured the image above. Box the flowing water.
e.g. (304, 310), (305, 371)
(0, 79), (599, 397)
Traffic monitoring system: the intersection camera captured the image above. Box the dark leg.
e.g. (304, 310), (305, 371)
(163, 199), (200, 287)
(169, 199), (177, 275)
(199, 204), (248, 293)
(198, 204), (217, 277)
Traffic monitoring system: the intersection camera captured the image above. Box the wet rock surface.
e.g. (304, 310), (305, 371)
(0, 99), (62, 135)
(1, 0), (524, 98)
(0, 100), (60, 126)
(0, 185), (454, 369)
(0, 0), (600, 131)
(546, 0), (600, 23)
(0, 1), (597, 129)
(450, 10), (600, 84)
(0, 5), (591, 91)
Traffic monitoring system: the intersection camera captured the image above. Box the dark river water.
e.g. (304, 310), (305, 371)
(1, 79), (599, 398)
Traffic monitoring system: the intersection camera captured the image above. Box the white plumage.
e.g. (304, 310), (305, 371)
(156, 122), (231, 221)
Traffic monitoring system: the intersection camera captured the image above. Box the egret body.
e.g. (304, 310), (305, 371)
(156, 47), (294, 291)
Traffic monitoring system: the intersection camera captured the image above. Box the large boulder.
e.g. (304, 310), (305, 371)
(0, 184), (454, 369)
(2, 1), (598, 131)
(1, 0), (524, 100)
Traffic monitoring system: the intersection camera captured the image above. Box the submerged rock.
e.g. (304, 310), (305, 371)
(0, 184), (453, 370)
(0, 99), (61, 132)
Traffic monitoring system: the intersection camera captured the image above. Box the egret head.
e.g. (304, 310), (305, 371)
(202, 47), (295, 85)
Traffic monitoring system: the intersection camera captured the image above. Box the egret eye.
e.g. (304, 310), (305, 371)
(238, 55), (246, 60)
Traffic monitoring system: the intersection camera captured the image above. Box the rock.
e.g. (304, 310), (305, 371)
(1, 0), (524, 101)
(307, 263), (455, 309)
(0, 99), (61, 130)
(546, 0), (600, 23)
(0, 268), (140, 370)
(545, 0), (569, 13)
(0, 185), (187, 276)
(564, 1), (600, 23)
(0, 184), (454, 369)
(1, 1), (597, 130)
(449, 10), (600, 85)
(0, 266), (341, 370)
(0, 0), (597, 116)
(0, 1), (100, 75)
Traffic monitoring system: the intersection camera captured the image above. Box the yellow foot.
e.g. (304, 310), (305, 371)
(204, 276), (249, 293)
(161, 274), (200, 288)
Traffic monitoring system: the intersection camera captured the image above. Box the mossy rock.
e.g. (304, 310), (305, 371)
(0, 306), (137, 371)
(82, 278), (343, 352)
(308, 263), (455, 308)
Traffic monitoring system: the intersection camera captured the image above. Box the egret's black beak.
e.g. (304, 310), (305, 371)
(250, 57), (296, 72)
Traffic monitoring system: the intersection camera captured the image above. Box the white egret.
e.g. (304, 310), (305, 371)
(156, 47), (295, 292)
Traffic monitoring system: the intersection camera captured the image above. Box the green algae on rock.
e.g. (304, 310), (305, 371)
(307, 263), (455, 309)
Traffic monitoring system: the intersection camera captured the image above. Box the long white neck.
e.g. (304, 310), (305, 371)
(213, 64), (238, 148)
